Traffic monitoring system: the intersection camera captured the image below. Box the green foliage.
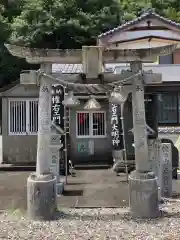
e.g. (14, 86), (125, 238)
(9, 0), (180, 49)
(10, 0), (122, 48)
(0, 0), (180, 87)
(0, 1), (38, 87)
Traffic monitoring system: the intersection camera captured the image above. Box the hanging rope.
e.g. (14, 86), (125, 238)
(40, 70), (140, 93)
(108, 72), (141, 86)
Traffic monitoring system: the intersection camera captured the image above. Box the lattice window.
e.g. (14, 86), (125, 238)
(76, 111), (106, 138)
(8, 98), (38, 135)
(92, 112), (105, 136)
(158, 93), (178, 124)
(77, 112), (90, 136)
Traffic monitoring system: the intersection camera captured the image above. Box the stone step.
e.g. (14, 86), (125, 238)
(74, 164), (111, 170)
(0, 164), (36, 171)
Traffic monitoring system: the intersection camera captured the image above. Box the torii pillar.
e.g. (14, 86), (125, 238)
(129, 61), (160, 218)
(5, 45), (60, 220)
(26, 63), (58, 220)
(5, 44), (105, 221)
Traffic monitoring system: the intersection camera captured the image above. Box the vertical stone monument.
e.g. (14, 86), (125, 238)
(129, 62), (160, 218)
(148, 139), (162, 201)
(50, 128), (64, 195)
(27, 64), (57, 220)
(148, 139), (161, 177)
(159, 143), (172, 198)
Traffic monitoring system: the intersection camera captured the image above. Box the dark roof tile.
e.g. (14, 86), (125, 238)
(98, 10), (180, 38)
(52, 64), (116, 73)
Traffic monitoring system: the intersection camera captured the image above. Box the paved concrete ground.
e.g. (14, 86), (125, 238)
(0, 169), (129, 211)
(0, 172), (27, 211)
(0, 169), (180, 211)
(59, 169), (129, 208)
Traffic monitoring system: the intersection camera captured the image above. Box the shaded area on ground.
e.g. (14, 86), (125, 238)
(0, 169), (129, 210)
(60, 169), (129, 208)
(1, 169), (180, 211)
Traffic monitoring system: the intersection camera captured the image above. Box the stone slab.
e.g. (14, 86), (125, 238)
(159, 143), (172, 198)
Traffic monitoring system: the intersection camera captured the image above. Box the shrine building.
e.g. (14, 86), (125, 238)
(0, 10), (180, 177)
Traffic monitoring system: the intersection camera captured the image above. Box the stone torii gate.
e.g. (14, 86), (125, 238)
(6, 43), (176, 220)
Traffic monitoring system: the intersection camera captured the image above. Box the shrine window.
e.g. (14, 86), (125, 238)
(157, 93), (179, 125)
(76, 111), (106, 138)
(159, 54), (173, 64)
(8, 98), (38, 135)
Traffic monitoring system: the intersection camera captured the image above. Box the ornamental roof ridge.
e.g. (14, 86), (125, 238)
(98, 9), (180, 38)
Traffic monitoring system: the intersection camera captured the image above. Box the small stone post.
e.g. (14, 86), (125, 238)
(129, 61), (159, 218)
(148, 139), (162, 201)
(159, 143), (172, 198)
(27, 64), (57, 221)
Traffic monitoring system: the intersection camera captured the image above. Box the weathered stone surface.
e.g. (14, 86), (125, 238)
(147, 139), (161, 177)
(27, 173), (57, 221)
(129, 170), (160, 218)
(36, 64), (52, 176)
(159, 143), (172, 198)
(130, 62), (149, 172)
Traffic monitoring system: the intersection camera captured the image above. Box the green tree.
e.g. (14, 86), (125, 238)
(10, 0), (122, 48)
(10, 0), (180, 50)
(1, 0), (180, 87)
(0, 1), (37, 87)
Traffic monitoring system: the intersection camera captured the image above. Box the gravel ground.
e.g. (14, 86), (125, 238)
(0, 199), (180, 240)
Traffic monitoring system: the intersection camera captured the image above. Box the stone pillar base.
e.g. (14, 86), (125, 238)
(27, 172), (57, 221)
(129, 170), (160, 218)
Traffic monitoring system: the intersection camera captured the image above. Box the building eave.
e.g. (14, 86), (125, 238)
(108, 36), (180, 46)
(98, 10), (180, 41)
(0, 80), (20, 96)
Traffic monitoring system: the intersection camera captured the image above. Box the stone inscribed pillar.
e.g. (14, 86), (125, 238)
(129, 62), (159, 218)
(159, 143), (172, 198)
(148, 139), (161, 177)
(145, 94), (158, 139)
(155, 140), (161, 179)
(148, 139), (156, 172)
(148, 139), (162, 200)
(131, 62), (149, 172)
(27, 64), (57, 220)
(36, 64), (52, 175)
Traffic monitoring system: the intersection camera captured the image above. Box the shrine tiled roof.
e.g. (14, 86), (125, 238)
(52, 63), (120, 73)
(98, 9), (180, 38)
(52, 64), (82, 73)
(158, 127), (180, 134)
